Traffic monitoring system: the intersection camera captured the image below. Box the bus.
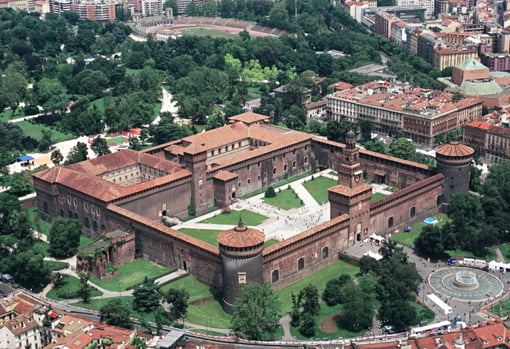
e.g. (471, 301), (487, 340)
(410, 320), (452, 337)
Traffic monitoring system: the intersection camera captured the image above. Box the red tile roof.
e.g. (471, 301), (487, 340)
(465, 120), (492, 130)
(435, 141), (475, 157)
(217, 221), (265, 248)
(228, 112), (270, 125)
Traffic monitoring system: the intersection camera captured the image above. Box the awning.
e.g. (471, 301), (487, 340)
(374, 169), (387, 176)
(16, 155), (34, 162)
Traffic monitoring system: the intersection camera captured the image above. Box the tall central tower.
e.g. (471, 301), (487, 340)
(328, 131), (372, 243)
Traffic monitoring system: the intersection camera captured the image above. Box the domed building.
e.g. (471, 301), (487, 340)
(217, 219), (265, 314)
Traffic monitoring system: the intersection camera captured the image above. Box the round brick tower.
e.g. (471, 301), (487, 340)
(217, 219), (265, 314)
(435, 141), (475, 207)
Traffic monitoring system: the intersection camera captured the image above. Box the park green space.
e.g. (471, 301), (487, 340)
(445, 248), (497, 261)
(186, 301), (232, 329)
(489, 299), (510, 317)
(107, 136), (127, 145)
(371, 193), (386, 202)
(499, 245), (510, 262)
(263, 187), (304, 210)
(390, 214), (448, 247)
(276, 260), (360, 314)
(0, 108), (25, 120)
(247, 87), (262, 99)
(72, 296), (170, 324)
(158, 275), (213, 303)
(412, 302), (435, 324)
(303, 176), (337, 205)
(46, 275), (102, 301)
(16, 121), (74, 143)
(44, 260), (69, 271)
(179, 228), (279, 248)
(26, 207), (52, 235)
(89, 259), (173, 291)
(198, 209), (267, 226)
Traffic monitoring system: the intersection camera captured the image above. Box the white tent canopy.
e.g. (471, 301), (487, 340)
(369, 234), (385, 242)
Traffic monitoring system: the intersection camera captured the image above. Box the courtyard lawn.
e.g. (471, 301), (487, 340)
(445, 248), (497, 262)
(303, 176), (338, 205)
(89, 259), (173, 291)
(412, 302), (435, 324)
(72, 296), (171, 324)
(16, 121), (74, 143)
(78, 235), (94, 250)
(178, 228), (223, 247)
(276, 260), (359, 314)
(46, 275), (102, 301)
(499, 245), (510, 262)
(186, 301), (232, 329)
(199, 209), (268, 226)
(371, 193), (386, 202)
(264, 239), (279, 248)
(107, 136), (127, 145)
(263, 187), (304, 210)
(390, 214), (449, 248)
(158, 274), (213, 303)
(241, 171), (313, 199)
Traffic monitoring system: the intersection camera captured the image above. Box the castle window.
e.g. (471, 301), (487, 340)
(247, 178), (251, 184)
(283, 164), (287, 171)
(322, 247), (329, 259)
(264, 172), (267, 179)
(273, 168), (276, 174)
(93, 221), (98, 230)
(304, 157), (308, 164)
(272, 270), (279, 283)
(68, 211), (73, 218)
(85, 217), (90, 228)
(238, 272), (246, 284)
(43, 201), (48, 213)
(60, 209), (64, 217)
(292, 161), (296, 168)
(388, 216), (394, 229)
(297, 257), (305, 271)
(238, 181), (242, 187)
(410, 206), (416, 218)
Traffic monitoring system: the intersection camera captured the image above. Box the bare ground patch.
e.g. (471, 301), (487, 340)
(320, 312), (342, 333)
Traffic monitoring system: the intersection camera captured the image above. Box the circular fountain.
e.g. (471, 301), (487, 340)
(452, 270), (479, 289)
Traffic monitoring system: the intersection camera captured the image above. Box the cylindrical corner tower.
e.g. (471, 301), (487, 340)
(435, 141), (475, 207)
(217, 219), (265, 314)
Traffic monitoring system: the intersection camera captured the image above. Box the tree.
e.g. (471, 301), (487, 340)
(379, 298), (417, 331)
(299, 313), (317, 337)
(100, 299), (132, 329)
(300, 284), (320, 316)
(35, 78), (66, 105)
(231, 284), (281, 340)
(11, 248), (51, 292)
(77, 272), (92, 303)
(388, 137), (416, 160)
(359, 255), (380, 275)
(38, 129), (52, 151)
(64, 142), (89, 165)
(414, 224), (454, 260)
(326, 120), (357, 143)
(165, 288), (189, 319)
(51, 149), (64, 166)
(132, 276), (161, 313)
(91, 136), (111, 157)
(359, 119), (374, 141)
(0, 65), (28, 117)
(48, 218), (82, 258)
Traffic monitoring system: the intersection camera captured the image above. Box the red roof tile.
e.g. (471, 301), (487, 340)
(435, 141), (475, 157)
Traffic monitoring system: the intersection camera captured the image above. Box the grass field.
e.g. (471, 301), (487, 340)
(180, 27), (239, 39)
(44, 260), (69, 271)
(263, 187), (304, 210)
(265, 239), (279, 248)
(107, 136), (128, 145)
(89, 259), (173, 291)
(26, 207), (52, 236)
(158, 275), (213, 303)
(46, 275), (102, 301)
(199, 209), (268, 226)
(371, 193), (387, 202)
(186, 301), (232, 329)
(412, 302), (435, 324)
(0, 108), (24, 120)
(16, 121), (73, 143)
(390, 214), (448, 247)
(72, 296), (171, 324)
(445, 248), (497, 261)
(489, 299), (510, 317)
(276, 260), (360, 314)
(303, 176), (338, 205)
(241, 171), (313, 199)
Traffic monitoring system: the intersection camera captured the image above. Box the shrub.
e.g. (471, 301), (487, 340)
(265, 186), (276, 198)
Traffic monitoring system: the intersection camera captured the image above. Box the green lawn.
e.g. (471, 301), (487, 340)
(264, 239), (279, 248)
(412, 302), (435, 324)
(107, 136), (127, 145)
(44, 260), (69, 271)
(489, 299), (510, 317)
(247, 87), (262, 99)
(72, 296), (171, 324)
(0, 108), (24, 120)
(158, 275), (213, 303)
(241, 171), (313, 199)
(371, 193), (386, 202)
(445, 248), (497, 261)
(46, 275), (102, 300)
(78, 235), (95, 250)
(303, 176), (338, 205)
(499, 245), (510, 262)
(390, 214), (449, 247)
(263, 187), (304, 210)
(199, 209), (268, 226)
(186, 300), (232, 329)
(179, 228), (223, 246)
(276, 260), (359, 314)
(16, 121), (74, 143)
(89, 259), (173, 291)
